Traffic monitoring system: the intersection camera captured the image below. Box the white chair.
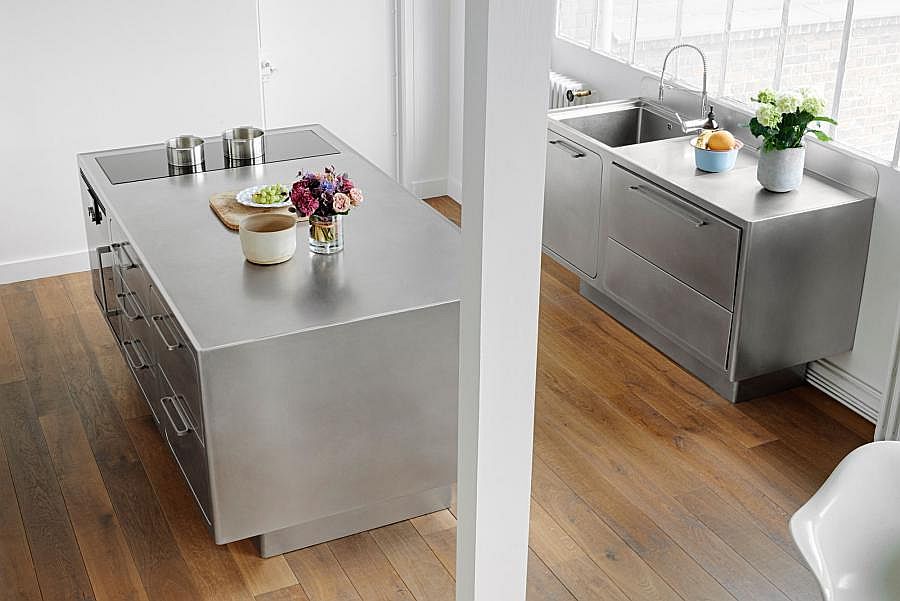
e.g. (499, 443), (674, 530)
(790, 441), (900, 601)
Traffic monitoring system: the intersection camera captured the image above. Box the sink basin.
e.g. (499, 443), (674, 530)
(556, 101), (684, 147)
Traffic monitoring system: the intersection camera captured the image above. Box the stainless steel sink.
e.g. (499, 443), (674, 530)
(554, 100), (684, 148)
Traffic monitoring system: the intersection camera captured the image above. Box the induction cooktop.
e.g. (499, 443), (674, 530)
(96, 130), (340, 185)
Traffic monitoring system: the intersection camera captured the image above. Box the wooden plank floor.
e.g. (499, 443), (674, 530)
(0, 196), (873, 601)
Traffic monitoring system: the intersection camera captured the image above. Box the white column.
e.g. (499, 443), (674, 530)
(456, 1), (554, 600)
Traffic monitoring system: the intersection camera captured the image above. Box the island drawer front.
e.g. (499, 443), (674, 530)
(607, 164), (741, 310)
(149, 284), (203, 442)
(110, 218), (152, 314)
(159, 372), (212, 526)
(604, 238), (732, 369)
(118, 313), (161, 425)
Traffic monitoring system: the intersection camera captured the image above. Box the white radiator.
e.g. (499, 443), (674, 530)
(549, 71), (593, 109)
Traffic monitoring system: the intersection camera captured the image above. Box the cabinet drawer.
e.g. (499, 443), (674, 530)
(149, 284), (203, 442)
(543, 132), (602, 278)
(604, 238), (732, 369)
(115, 245), (152, 314)
(110, 219), (152, 314)
(607, 165), (740, 310)
(118, 315), (161, 425)
(159, 373), (211, 525)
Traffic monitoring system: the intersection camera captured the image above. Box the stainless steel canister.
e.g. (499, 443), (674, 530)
(166, 135), (205, 167)
(222, 126), (265, 160)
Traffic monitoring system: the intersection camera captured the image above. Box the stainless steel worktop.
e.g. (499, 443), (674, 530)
(77, 125), (461, 351)
(610, 135), (869, 226)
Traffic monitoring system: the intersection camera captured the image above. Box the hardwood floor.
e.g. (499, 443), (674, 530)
(0, 196), (873, 601)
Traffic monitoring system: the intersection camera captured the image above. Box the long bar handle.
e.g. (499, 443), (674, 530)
(151, 314), (182, 351)
(122, 339), (148, 370)
(95, 245), (112, 313)
(115, 242), (138, 270)
(117, 291), (142, 322)
(628, 185), (707, 227)
(549, 139), (586, 158)
(161, 395), (192, 437)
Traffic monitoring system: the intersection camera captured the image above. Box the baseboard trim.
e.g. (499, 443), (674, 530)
(410, 178), (449, 199)
(806, 359), (881, 423)
(0, 250), (89, 285)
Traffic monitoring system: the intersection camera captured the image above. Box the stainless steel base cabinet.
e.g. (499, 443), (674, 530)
(543, 132), (603, 278)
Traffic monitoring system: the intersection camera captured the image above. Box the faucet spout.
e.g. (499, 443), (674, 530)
(657, 44), (709, 117)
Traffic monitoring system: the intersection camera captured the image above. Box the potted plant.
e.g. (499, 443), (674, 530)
(289, 166), (364, 254)
(748, 88), (836, 193)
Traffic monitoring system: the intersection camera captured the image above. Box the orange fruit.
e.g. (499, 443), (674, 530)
(707, 130), (736, 151)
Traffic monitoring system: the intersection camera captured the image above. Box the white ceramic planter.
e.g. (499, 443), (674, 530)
(757, 146), (805, 193)
(239, 213), (297, 265)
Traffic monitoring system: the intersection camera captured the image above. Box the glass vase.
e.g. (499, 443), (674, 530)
(308, 215), (344, 254)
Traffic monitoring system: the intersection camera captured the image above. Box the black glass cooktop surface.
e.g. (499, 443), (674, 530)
(96, 130), (340, 185)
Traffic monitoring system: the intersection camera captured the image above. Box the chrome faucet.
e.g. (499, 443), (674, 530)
(658, 44), (709, 122)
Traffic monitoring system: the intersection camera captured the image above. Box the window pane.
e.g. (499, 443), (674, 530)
(632, 0), (679, 70)
(837, 0), (900, 161)
(594, 0), (635, 59)
(678, 0), (729, 93)
(722, 0), (785, 103)
(557, 0), (597, 46)
(780, 0), (846, 103)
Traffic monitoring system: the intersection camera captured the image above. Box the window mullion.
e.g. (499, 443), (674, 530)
(717, 0), (736, 97)
(555, 0), (562, 38)
(591, 0), (603, 52)
(893, 123), (900, 168)
(773, 0), (791, 90)
(831, 0), (856, 138)
(672, 0), (685, 79)
(629, 0), (639, 63)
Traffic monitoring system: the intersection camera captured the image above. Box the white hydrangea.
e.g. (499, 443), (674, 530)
(775, 92), (800, 114)
(755, 88), (777, 104)
(756, 104), (781, 128)
(800, 95), (825, 116)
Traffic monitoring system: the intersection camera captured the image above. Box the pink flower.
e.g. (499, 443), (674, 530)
(291, 186), (319, 217)
(349, 188), (364, 206)
(332, 193), (351, 213)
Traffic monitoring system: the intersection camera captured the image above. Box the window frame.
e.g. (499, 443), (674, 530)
(554, 0), (900, 169)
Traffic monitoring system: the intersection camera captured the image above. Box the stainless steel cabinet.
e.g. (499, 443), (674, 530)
(543, 132), (603, 278)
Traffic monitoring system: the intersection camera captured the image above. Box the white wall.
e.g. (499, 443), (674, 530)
(407, 0), (452, 199)
(0, 0), (263, 283)
(447, 0), (465, 201)
(550, 39), (900, 420)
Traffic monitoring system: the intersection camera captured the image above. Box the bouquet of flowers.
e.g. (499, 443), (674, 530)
(289, 166), (364, 218)
(289, 166), (364, 248)
(748, 88), (837, 152)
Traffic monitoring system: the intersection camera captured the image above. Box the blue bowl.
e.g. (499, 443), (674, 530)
(693, 138), (743, 173)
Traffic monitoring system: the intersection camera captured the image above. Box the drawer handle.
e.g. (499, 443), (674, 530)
(161, 395), (192, 437)
(628, 185), (707, 227)
(116, 291), (142, 322)
(152, 314), (182, 351)
(549, 139), (586, 158)
(115, 242), (138, 270)
(122, 339), (149, 370)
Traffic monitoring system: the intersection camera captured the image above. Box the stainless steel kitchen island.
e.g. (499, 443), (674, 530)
(77, 125), (461, 556)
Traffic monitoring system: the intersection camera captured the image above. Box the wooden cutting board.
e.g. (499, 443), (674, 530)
(209, 191), (307, 231)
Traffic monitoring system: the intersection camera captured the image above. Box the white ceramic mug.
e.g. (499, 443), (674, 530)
(239, 213), (297, 265)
